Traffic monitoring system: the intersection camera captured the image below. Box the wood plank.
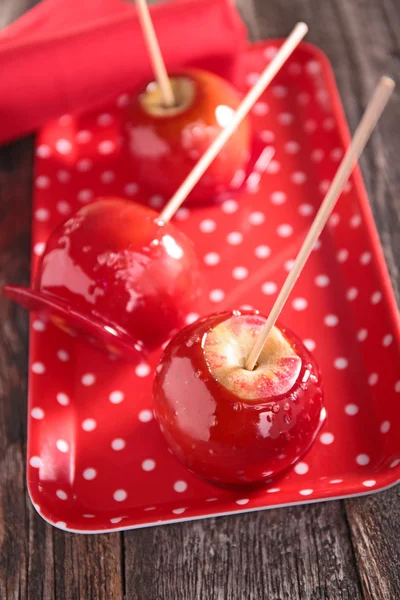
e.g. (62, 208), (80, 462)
(124, 502), (363, 599)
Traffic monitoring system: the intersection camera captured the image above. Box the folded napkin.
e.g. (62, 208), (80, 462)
(0, 0), (247, 144)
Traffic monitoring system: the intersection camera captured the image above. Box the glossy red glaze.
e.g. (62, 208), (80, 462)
(125, 70), (251, 204)
(153, 310), (325, 488)
(5, 198), (202, 360)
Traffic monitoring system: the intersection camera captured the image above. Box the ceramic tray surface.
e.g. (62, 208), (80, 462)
(27, 41), (400, 532)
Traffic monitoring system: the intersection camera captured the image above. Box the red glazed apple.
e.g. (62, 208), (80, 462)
(153, 310), (325, 488)
(125, 70), (251, 204)
(4, 198), (202, 361)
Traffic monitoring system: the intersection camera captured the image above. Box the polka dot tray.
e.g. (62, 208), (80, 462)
(28, 41), (400, 533)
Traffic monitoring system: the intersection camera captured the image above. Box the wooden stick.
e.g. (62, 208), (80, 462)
(136, 0), (175, 107)
(245, 75), (395, 371)
(159, 22), (309, 223)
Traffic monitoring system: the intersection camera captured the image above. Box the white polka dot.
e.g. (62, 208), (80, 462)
(199, 219), (216, 233)
(174, 207), (190, 221)
(31, 406), (44, 421)
(264, 46), (278, 59)
(315, 274), (330, 287)
(324, 314), (339, 327)
(55, 139), (72, 155)
(236, 498), (249, 505)
(172, 508), (186, 515)
(356, 454), (370, 466)
(142, 459), (156, 472)
(57, 201), (71, 215)
(330, 479), (343, 484)
(323, 117), (335, 131)
(314, 241), (322, 252)
(81, 373), (96, 386)
(311, 149), (324, 162)
(319, 179), (331, 194)
(135, 363), (151, 377)
(113, 489), (127, 502)
(83, 468), (97, 480)
(390, 459), (400, 468)
(30, 456), (42, 468)
(77, 189), (93, 204)
(32, 362), (45, 374)
(371, 291), (382, 304)
(382, 334), (393, 347)
(298, 203), (314, 216)
(57, 349), (69, 362)
(221, 199), (238, 214)
(329, 213), (340, 227)
(360, 251), (371, 265)
(380, 421), (391, 433)
(240, 305), (253, 311)
(304, 120), (317, 133)
(330, 148), (343, 161)
(303, 339), (316, 352)
(56, 439), (69, 453)
(357, 329), (368, 342)
(284, 259), (295, 272)
(173, 480), (187, 493)
(272, 85), (288, 97)
(284, 141), (300, 154)
(395, 381), (400, 393)
(204, 252), (220, 266)
(291, 171), (307, 184)
(57, 393), (70, 406)
(209, 289), (225, 303)
(109, 391), (124, 404)
(362, 480), (376, 488)
(227, 232), (243, 245)
(260, 130), (275, 143)
(36, 175), (50, 189)
(345, 404), (359, 416)
(59, 114), (72, 126)
(110, 517), (123, 524)
(83, 514), (95, 518)
(185, 313), (199, 325)
(138, 409), (153, 423)
(368, 373), (379, 386)
(270, 191), (286, 205)
(255, 245), (271, 259)
(346, 287), (358, 301)
(117, 93), (130, 107)
(277, 224), (293, 238)
(34, 242), (46, 256)
(246, 72), (260, 86)
(289, 62), (302, 76)
(111, 438), (126, 451)
(320, 432), (334, 445)
(232, 266), (248, 280)
(292, 297), (308, 311)
(278, 112), (293, 125)
(248, 211), (265, 225)
(76, 130), (92, 143)
(299, 489), (313, 496)
(33, 320), (46, 332)
(76, 159), (92, 172)
(294, 462), (309, 475)
(82, 418), (97, 431)
(267, 488), (280, 493)
(97, 113), (113, 126)
(98, 140), (115, 154)
(35, 208), (50, 222)
(262, 282), (277, 295)
(350, 214), (361, 228)
(334, 357), (348, 370)
(337, 249), (349, 263)
(56, 490), (68, 500)
(253, 102), (269, 116)
(57, 170), (71, 183)
(36, 144), (52, 158)
(124, 182), (139, 196)
(148, 194), (164, 208)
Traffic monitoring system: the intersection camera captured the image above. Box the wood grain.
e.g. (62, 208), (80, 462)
(0, 0), (399, 599)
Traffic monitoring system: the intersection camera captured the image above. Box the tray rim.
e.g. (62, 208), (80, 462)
(26, 38), (400, 533)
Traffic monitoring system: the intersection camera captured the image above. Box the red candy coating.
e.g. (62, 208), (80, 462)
(153, 310), (325, 488)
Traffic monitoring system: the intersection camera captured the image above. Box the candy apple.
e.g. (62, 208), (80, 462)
(4, 198), (202, 361)
(153, 310), (325, 488)
(125, 70), (251, 204)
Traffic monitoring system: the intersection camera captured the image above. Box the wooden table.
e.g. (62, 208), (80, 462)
(1, 1), (399, 598)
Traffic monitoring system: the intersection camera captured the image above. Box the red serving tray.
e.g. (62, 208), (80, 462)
(27, 40), (400, 533)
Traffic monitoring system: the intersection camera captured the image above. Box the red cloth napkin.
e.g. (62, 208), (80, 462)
(0, 0), (247, 144)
